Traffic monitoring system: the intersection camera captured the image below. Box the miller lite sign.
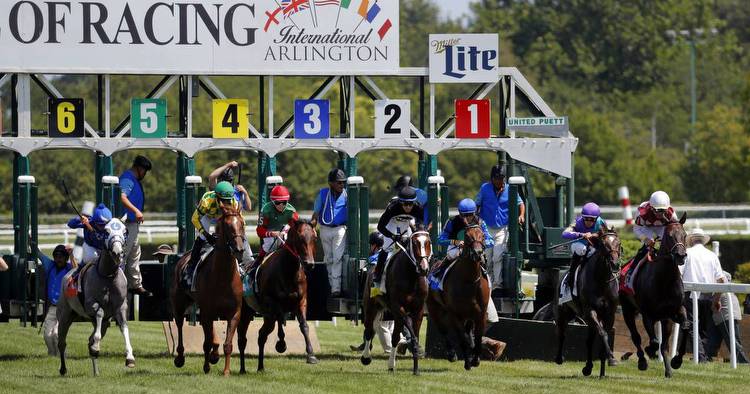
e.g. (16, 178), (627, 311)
(428, 34), (499, 84)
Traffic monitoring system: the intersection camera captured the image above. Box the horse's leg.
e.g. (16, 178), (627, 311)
(411, 308), (425, 359)
(427, 298), (456, 362)
(114, 301), (135, 368)
(462, 320), (475, 371)
(585, 309), (615, 376)
(56, 304), (74, 376)
(257, 314), (276, 372)
(89, 303), (104, 376)
(670, 305), (690, 371)
(389, 311), (406, 372)
(360, 301), (377, 366)
(403, 314), (420, 375)
(275, 314), (287, 354)
(221, 311), (241, 376)
(210, 322), (221, 365)
(296, 302), (318, 364)
(172, 291), (189, 368)
(471, 309), (486, 368)
(582, 326), (595, 376)
(555, 305), (573, 365)
(660, 319), (674, 378)
(238, 305), (252, 374)
(642, 315), (660, 359)
(621, 299), (648, 371)
(200, 320), (213, 374)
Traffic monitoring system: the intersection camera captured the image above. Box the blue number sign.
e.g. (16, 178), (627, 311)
(294, 99), (329, 139)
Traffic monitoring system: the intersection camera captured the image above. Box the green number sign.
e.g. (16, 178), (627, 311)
(131, 99), (167, 138)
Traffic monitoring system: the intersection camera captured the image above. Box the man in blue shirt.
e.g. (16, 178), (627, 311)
(475, 164), (525, 291)
(40, 245), (76, 356)
(312, 168), (348, 297)
(119, 155), (152, 296)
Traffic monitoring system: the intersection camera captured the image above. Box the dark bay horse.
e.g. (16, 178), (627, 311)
(252, 219), (318, 372)
(555, 227), (621, 377)
(361, 226), (432, 375)
(171, 207), (251, 376)
(619, 213), (688, 378)
(426, 224), (490, 370)
(57, 218), (132, 376)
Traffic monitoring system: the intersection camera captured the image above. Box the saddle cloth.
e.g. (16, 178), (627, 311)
(428, 259), (490, 292)
(370, 250), (403, 297)
(242, 251), (277, 312)
(558, 266), (581, 305)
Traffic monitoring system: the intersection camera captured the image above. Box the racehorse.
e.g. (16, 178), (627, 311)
(56, 218), (133, 376)
(171, 206), (251, 376)
(555, 227), (621, 377)
(360, 225), (432, 375)
(619, 213), (689, 378)
(426, 224), (490, 370)
(252, 219), (318, 372)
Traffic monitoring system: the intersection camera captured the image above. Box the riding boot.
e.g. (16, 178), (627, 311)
(566, 254), (582, 291)
(372, 250), (387, 287)
(187, 237), (206, 283)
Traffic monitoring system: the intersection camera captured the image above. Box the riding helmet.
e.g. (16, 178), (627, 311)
(398, 186), (418, 202)
(649, 191), (670, 210)
(92, 203), (112, 225)
(328, 168), (347, 183)
(270, 185), (291, 201)
(581, 202), (600, 218)
(215, 181), (235, 200)
(458, 198), (477, 214)
(368, 231), (384, 248)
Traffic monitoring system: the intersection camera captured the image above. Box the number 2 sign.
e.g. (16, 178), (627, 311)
(212, 99), (249, 138)
(48, 98), (84, 138)
(131, 99), (167, 138)
(375, 100), (411, 139)
(455, 99), (491, 138)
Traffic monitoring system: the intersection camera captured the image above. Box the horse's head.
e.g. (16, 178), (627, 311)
(409, 224), (432, 275)
(217, 206), (246, 262)
(287, 219), (317, 267)
(660, 212), (688, 266)
(462, 224), (486, 263)
(104, 218), (127, 266)
(595, 226), (621, 273)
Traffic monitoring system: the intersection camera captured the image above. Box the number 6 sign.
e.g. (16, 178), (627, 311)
(375, 100), (411, 139)
(294, 99), (330, 139)
(455, 99), (491, 138)
(131, 99), (167, 138)
(48, 98), (84, 138)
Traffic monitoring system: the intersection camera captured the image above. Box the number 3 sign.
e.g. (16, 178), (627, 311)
(294, 99), (330, 139)
(131, 99), (167, 138)
(455, 99), (491, 138)
(375, 100), (411, 139)
(48, 98), (84, 138)
(212, 99), (249, 138)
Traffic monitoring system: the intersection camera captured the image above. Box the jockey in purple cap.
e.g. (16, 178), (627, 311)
(561, 202), (607, 290)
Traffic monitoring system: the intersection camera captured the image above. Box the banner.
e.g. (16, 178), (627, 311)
(429, 34), (498, 83)
(0, 0), (399, 75)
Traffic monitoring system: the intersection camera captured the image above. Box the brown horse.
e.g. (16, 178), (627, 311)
(170, 206), (251, 376)
(360, 226), (431, 375)
(555, 227), (621, 378)
(619, 213), (689, 378)
(426, 224), (490, 371)
(252, 219), (318, 372)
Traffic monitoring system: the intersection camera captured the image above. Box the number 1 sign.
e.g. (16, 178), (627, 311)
(455, 99), (491, 138)
(375, 100), (411, 139)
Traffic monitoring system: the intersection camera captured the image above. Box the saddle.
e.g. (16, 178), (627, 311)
(428, 256), (490, 292)
(370, 249), (403, 297)
(242, 251), (277, 312)
(181, 245), (214, 291)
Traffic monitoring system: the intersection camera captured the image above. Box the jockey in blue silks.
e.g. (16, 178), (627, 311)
(561, 202), (607, 290)
(438, 198), (494, 263)
(67, 203), (113, 265)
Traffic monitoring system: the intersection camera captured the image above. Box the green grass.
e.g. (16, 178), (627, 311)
(0, 319), (747, 394)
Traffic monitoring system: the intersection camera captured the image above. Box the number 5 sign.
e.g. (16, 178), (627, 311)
(48, 98), (84, 138)
(294, 99), (330, 139)
(131, 99), (167, 138)
(375, 100), (411, 139)
(212, 99), (249, 138)
(455, 99), (491, 138)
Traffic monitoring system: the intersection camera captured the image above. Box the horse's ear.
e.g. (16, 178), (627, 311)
(310, 217), (317, 228)
(679, 212), (687, 225)
(426, 222), (433, 232)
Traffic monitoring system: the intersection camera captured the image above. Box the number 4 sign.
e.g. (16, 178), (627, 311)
(213, 99), (249, 138)
(294, 99), (330, 139)
(375, 100), (411, 139)
(455, 99), (491, 138)
(131, 99), (167, 138)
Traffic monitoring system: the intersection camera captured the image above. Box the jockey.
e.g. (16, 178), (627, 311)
(66, 203), (112, 265)
(372, 186), (425, 288)
(255, 185), (299, 262)
(561, 202), (607, 290)
(368, 231), (385, 265)
(208, 161), (252, 212)
(187, 181), (242, 282)
(625, 190), (677, 291)
(438, 198), (494, 263)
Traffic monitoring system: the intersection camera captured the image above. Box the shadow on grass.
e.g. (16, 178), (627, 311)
(0, 353), (47, 361)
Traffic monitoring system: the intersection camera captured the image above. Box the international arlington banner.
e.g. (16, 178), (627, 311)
(0, 0), (399, 75)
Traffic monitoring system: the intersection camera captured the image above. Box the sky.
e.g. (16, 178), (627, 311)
(433, 0), (473, 21)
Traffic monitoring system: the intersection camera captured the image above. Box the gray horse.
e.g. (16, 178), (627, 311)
(56, 217), (134, 376)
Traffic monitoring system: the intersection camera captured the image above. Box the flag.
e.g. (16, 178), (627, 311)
(340, 0), (352, 8)
(365, 2), (380, 23)
(357, 0), (369, 18)
(377, 19), (392, 40)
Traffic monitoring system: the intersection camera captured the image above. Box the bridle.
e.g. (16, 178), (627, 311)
(400, 230), (432, 276)
(461, 224), (486, 265)
(592, 231), (621, 283)
(658, 222), (686, 263)
(217, 210), (246, 256)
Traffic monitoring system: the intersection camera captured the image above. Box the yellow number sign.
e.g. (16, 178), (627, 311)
(212, 99), (249, 138)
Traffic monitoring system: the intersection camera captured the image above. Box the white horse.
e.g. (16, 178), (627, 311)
(56, 218), (134, 376)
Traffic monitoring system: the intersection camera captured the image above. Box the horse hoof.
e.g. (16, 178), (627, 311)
(555, 356), (564, 365)
(608, 358), (618, 367)
(464, 360), (472, 371)
(582, 364), (593, 376)
(413, 369), (420, 376)
(125, 358), (135, 368)
(388, 368), (394, 373)
(240, 368), (246, 375)
(203, 364), (210, 374)
(665, 370), (673, 379)
(89, 350), (99, 358)
(306, 355), (319, 365)
(59, 367), (67, 376)
(223, 370), (231, 377)
(670, 356), (683, 370)
(644, 344), (658, 359)
(448, 352), (458, 363)
(209, 353), (220, 365)
(275, 341), (287, 354)
(257, 367), (265, 373)
(471, 358), (480, 368)
(637, 358), (648, 371)
(174, 355), (185, 368)
(360, 356), (372, 366)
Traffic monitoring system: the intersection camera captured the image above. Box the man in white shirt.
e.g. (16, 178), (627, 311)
(681, 228), (726, 362)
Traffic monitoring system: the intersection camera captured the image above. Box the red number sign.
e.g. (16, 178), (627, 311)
(455, 99), (491, 138)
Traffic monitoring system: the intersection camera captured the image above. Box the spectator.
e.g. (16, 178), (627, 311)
(0, 256), (7, 315)
(119, 155), (152, 296)
(152, 244), (175, 264)
(681, 227), (726, 363)
(312, 168), (348, 298)
(40, 245), (76, 356)
(475, 164), (524, 292)
(706, 271), (749, 363)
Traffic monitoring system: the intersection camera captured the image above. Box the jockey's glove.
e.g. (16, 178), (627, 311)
(204, 232), (217, 245)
